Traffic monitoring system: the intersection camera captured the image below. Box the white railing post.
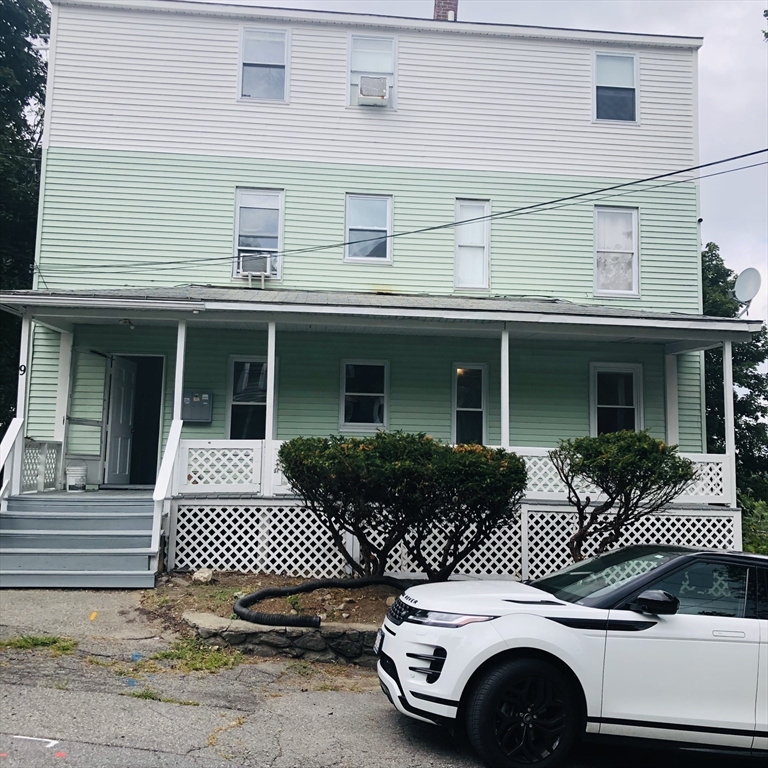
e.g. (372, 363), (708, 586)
(152, 419), (183, 562)
(0, 418), (24, 510)
(501, 325), (510, 449)
(722, 341), (737, 506)
(520, 507), (530, 581)
(173, 319), (187, 421)
(10, 313), (32, 497)
(263, 321), (277, 497)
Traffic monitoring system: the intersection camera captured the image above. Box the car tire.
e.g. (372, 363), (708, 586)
(466, 658), (581, 768)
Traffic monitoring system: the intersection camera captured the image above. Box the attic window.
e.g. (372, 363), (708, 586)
(595, 53), (636, 122)
(241, 29), (288, 101)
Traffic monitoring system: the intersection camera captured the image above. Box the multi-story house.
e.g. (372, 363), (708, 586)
(0, 0), (760, 587)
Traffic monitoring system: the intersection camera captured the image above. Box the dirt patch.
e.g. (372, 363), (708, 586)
(140, 572), (402, 635)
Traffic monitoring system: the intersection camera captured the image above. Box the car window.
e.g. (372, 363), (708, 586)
(645, 561), (749, 619)
(758, 568), (768, 620)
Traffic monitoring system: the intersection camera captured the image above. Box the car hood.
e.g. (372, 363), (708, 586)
(400, 580), (569, 616)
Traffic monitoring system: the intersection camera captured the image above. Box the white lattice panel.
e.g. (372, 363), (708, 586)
(171, 502), (347, 577)
(522, 454), (565, 496)
(178, 441), (263, 493)
(526, 509), (736, 580)
(21, 444), (41, 493)
(681, 460), (725, 500)
(43, 444), (60, 490)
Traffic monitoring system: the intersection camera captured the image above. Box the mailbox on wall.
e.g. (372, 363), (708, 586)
(181, 390), (213, 423)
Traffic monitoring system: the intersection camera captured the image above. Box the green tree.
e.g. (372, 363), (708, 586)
(701, 242), (768, 501)
(549, 431), (696, 562)
(0, 0), (49, 435)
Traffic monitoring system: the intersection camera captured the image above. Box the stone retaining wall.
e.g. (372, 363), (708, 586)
(184, 612), (380, 668)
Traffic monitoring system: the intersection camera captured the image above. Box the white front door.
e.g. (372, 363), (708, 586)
(601, 559), (758, 749)
(105, 356), (137, 485)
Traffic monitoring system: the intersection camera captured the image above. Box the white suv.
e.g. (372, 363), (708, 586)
(375, 545), (768, 767)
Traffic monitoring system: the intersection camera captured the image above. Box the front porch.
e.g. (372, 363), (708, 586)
(1, 287), (759, 587)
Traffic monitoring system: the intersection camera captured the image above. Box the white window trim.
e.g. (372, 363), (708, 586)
(233, 188), (284, 282)
(592, 50), (640, 125)
(589, 362), (644, 437)
(454, 198), (491, 291)
(238, 26), (291, 104)
(347, 33), (398, 110)
(594, 206), (640, 298)
(339, 359), (389, 432)
(344, 194), (393, 264)
(451, 362), (488, 445)
(225, 355), (278, 440)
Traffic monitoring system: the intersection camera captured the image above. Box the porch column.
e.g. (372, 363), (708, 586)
(10, 313), (33, 495)
(664, 354), (679, 446)
(263, 321), (277, 497)
(722, 341), (737, 506)
(54, 331), (73, 443)
(500, 325), (510, 448)
(173, 319), (187, 420)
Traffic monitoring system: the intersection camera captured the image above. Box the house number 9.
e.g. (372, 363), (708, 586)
(19, 364), (27, 375)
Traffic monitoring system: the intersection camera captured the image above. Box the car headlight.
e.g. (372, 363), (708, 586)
(405, 609), (497, 628)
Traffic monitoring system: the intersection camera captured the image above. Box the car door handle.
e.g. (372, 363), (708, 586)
(712, 630), (746, 638)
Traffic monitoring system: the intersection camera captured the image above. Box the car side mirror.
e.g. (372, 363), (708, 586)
(632, 590), (680, 615)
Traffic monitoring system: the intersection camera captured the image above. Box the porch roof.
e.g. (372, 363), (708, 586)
(1, 285), (762, 351)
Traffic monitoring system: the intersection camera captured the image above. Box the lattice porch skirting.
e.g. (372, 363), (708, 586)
(167, 500), (739, 581)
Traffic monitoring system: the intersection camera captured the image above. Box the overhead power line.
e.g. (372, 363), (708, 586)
(34, 148), (768, 278)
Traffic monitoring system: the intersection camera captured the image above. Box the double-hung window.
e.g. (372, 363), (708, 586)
(595, 207), (638, 296)
(342, 361), (387, 429)
(241, 28), (288, 101)
(229, 358), (268, 439)
(590, 363), (643, 436)
(453, 365), (486, 445)
(349, 36), (395, 107)
(345, 195), (392, 261)
(595, 53), (637, 122)
(455, 200), (490, 289)
(235, 190), (282, 279)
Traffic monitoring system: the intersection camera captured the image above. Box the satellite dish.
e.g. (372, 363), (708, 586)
(734, 268), (761, 303)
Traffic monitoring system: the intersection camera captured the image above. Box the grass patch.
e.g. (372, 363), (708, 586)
(0, 635), (77, 655)
(152, 638), (242, 673)
(123, 687), (200, 706)
(286, 659), (316, 678)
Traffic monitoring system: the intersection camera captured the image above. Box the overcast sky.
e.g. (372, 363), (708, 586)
(217, 0), (768, 319)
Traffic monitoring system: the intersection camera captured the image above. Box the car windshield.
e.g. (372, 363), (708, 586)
(532, 547), (688, 607)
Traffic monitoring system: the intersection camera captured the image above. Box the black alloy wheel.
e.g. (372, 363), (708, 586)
(466, 658), (580, 768)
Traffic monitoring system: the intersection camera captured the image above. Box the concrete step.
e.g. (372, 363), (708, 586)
(0, 570), (156, 588)
(0, 512), (153, 532)
(0, 550), (154, 572)
(7, 496), (153, 514)
(0, 531), (152, 549)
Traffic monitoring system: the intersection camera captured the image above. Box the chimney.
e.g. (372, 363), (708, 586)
(434, 0), (458, 22)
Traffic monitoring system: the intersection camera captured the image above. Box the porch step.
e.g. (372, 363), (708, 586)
(0, 512), (153, 532)
(0, 570), (156, 588)
(0, 494), (157, 589)
(0, 531), (152, 549)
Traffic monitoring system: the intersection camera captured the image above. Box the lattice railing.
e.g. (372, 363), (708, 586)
(176, 441), (263, 494)
(21, 439), (61, 493)
(168, 501), (736, 580)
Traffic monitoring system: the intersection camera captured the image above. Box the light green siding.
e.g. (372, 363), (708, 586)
(37, 148), (701, 314)
(677, 351), (705, 453)
(25, 324), (61, 441)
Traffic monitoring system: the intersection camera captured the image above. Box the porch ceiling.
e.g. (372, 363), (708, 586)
(1, 285), (761, 350)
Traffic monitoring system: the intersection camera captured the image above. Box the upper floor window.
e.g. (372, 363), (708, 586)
(595, 53), (636, 122)
(235, 189), (282, 279)
(241, 29), (288, 101)
(345, 194), (392, 261)
(590, 363), (643, 436)
(342, 361), (388, 429)
(455, 200), (490, 289)
(349, 36), (395, 107)
(594, 207), (638, 296)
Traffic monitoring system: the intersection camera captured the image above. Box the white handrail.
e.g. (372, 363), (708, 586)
(0, 417), (24, 472)
(151, 419), (183, 553)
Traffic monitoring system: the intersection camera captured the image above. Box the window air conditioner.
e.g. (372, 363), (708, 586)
(358, 76), (389, 106)
(239, 251), (273, 288)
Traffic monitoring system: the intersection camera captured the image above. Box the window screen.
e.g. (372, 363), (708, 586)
(230, 360), (268, 439)
(344, 363), (386, 426)
(242, 29), (287, 100)
(346, 196), (390, 260)
(455, 201), (489, 289)
(595, 207), (637, 294)
(596, 53), (636, 121)
(236, 190), (281, 277)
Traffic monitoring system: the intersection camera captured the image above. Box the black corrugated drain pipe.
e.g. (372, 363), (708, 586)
(233, 576), (412, 628)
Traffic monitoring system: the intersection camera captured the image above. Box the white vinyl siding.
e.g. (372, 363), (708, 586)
(454, 199), (489, 289)
(594, 207), (639, 297)
(234, 189), (283, 279)
(46, 6), (697, 177)
(341, 360), (388, 430)
(240, 28), (288, 101)
(345, 194), (392, 262)
(590, 362), (644, 436)
(594, 52), (638, 122)
(349, 35), (395, 107)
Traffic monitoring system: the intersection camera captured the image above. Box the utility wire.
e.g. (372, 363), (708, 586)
(33, 149), (768, 277)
